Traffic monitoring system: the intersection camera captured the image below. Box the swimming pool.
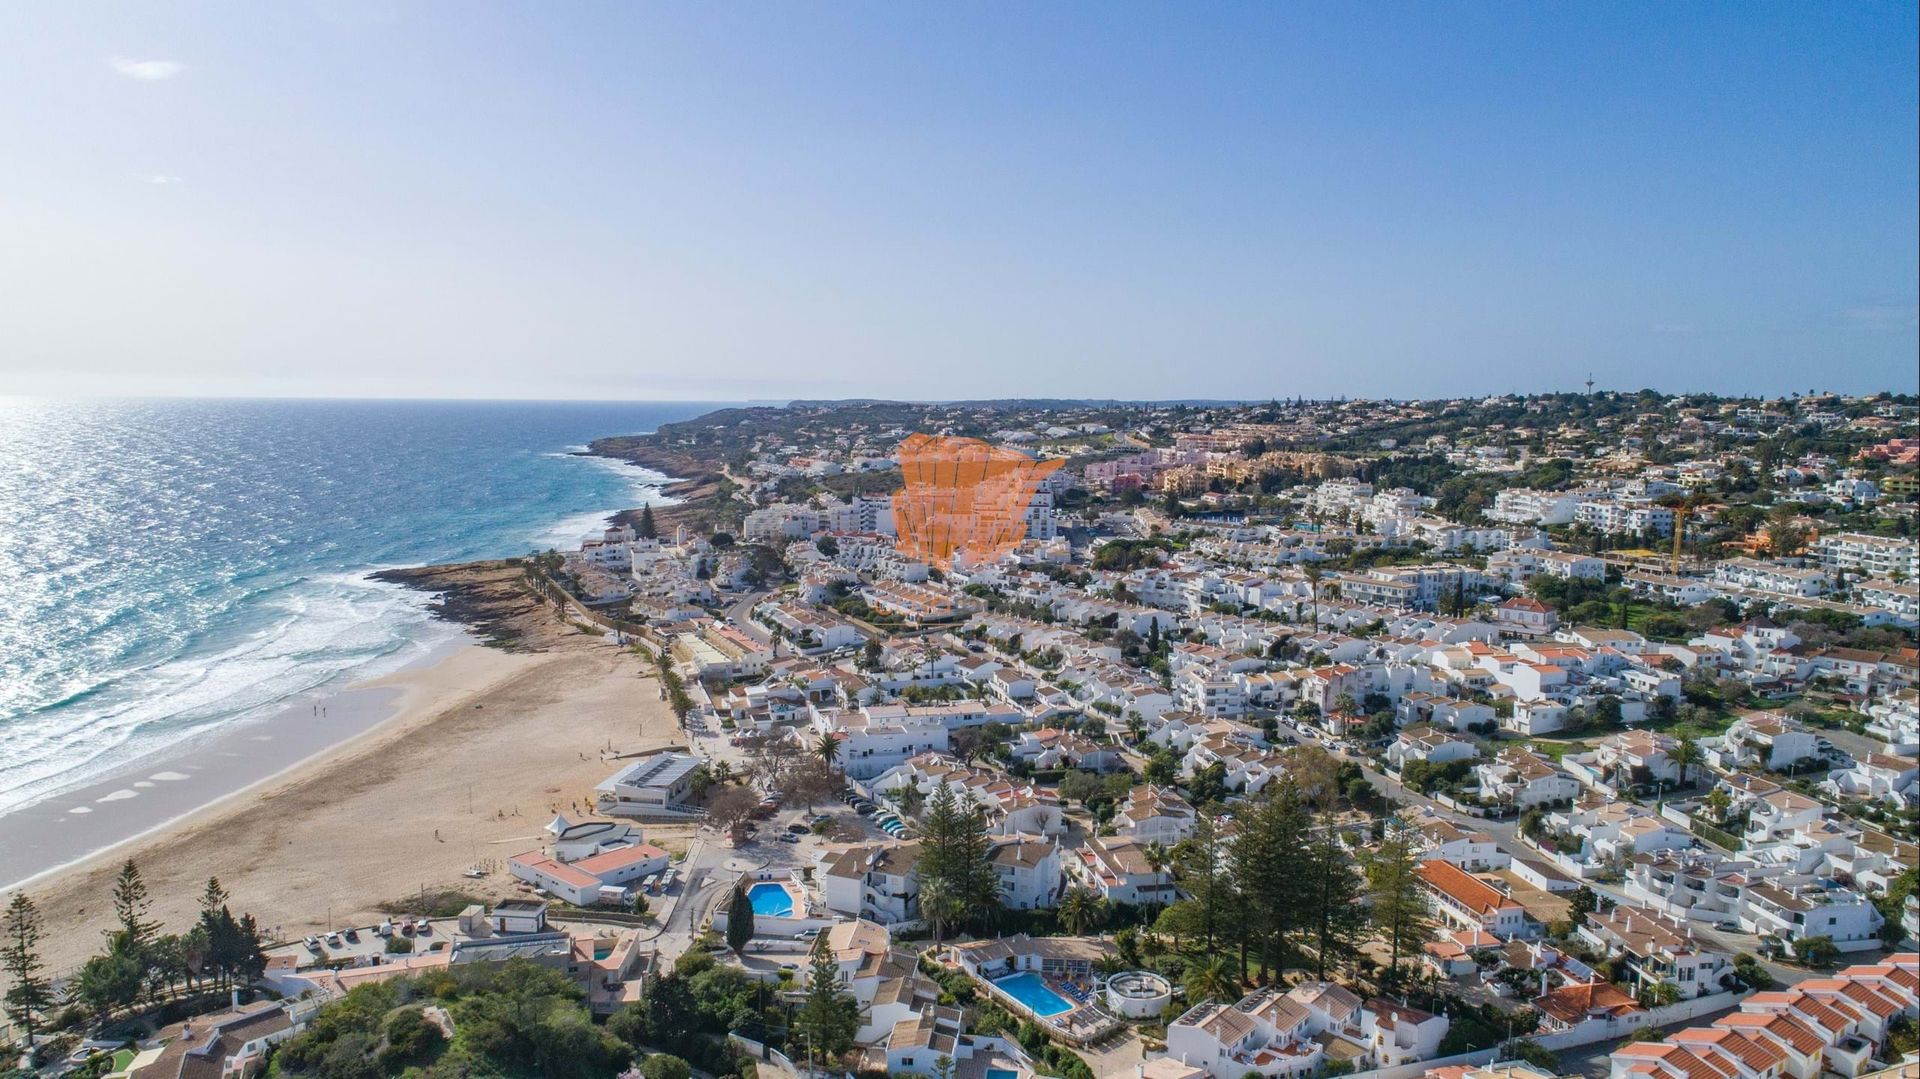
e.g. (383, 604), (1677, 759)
(994, 971), (1074, 1017)
(986, 1069), (1019, 1079)
(747, 882), (794, 917)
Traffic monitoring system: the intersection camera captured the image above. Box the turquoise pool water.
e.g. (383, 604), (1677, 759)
(747, 882), (794, 917)
(987, 1069), (1019, 1079)
(994, 971), (1073, 1017)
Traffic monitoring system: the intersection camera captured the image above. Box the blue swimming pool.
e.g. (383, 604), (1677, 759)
(747, 882), (794, 917)
(994, 971), (1074, 1017)
(987, 1069), (1019, 1079)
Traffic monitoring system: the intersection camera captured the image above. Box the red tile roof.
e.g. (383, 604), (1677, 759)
(1416, 859), (1520, 916)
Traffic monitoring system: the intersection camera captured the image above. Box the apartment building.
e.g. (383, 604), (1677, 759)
(1166, 982), (1448, 1079)
(1608, 956), (1919, 1079)
(1489, 488), (1598, 526)
(819, 841), (923, 924)
(1712, 558), (1831, 598)
(1474, 747), (1581, 808)
(1624, 850), (1884, 950)
(1814, 532), (1919, 580)
(1071, 834), (1178, 907)
(1579, 908), (1733, 1000)
(1416, 859), (1535, 939)
(988, 835), (1065, 910)
(1576, 499), (1675, 537)
(1114, 786), (1198, 844)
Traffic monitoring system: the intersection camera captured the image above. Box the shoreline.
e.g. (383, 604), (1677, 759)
(583, 436), (730, 535)
(11, 561), (691, 978)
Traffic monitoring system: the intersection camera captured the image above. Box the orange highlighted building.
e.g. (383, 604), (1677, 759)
(892, 433), (1063, 569)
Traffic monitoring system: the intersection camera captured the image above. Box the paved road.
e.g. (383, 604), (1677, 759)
(725, 590), (774, 643)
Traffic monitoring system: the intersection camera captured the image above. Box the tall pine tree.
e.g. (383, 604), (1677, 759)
(110, 859), (161, 952)
(2, 893), (52, 1053)
(1170, 813), (1236, 956)
(1364, 820), (1436, 987)
(726, 885), (755, 954)
(915, 783), (999, 941)
(796, 942), (858, 1070)
(1303, 812), (1367, 980)
(1230, 781), (1311, 982)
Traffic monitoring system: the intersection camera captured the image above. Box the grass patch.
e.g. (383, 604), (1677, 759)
(377, 889), (487, 919)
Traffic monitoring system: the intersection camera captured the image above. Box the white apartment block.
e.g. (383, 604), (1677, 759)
(1489, 488), (1600, 526)
(1852, 578), (1919, 623)
(1575, 499), (1675, 537)
(819, 841), (922, 924)
(1712, 558), (1830, 598)
(1815, 532), (1919, 580)
(1166, 982), (1448, 1079)
(1624, 850), (1884, 950)
(1579, 908), (1734, 1000)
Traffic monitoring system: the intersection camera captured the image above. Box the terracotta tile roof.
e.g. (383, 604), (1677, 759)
(1417, 859), (1520, 915)
(1668, 1028), (1786, 1073)
(1611, 1043), (1730, 1079)
(1536, 980), (1642, 1024)
(1715, 1012), (1823, 1057)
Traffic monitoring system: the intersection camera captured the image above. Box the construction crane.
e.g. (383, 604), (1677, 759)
(1660, 493), (1711, 572)
(1671, 504), (1687, 572)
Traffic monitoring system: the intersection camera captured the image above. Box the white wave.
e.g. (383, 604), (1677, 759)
(525, 448), (678, 551)
(0, 572), (456, 814)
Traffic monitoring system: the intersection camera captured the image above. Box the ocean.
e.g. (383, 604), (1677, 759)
(0, 397), (717, 819)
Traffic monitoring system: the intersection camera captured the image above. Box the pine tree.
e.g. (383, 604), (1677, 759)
(796, 942), (858, 1070)
(1171, 813), (1235, 956)
(2, 893), (53, 1053)
(110, 859), (161, 952)
(1230, 782), (1310, 981)
(916, 783), (999, 941)
(232, 914), (268, 985)
(1303, 813), (1367, 980)
(1364, 821), (1436, 986)
(727, 885), (755, 954)
(639, 504), (658, 540)
(199, 877), (229, 917)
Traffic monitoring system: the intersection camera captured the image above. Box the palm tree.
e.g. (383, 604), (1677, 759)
(1058, 887), (1099, 937)
(1145, 842), (1168, 880)
(1303, 565), (1325, 629)
(1671, 735), (1701, 789)
(1184, 956), (1238, 1004)
(816, 731), (840, 768)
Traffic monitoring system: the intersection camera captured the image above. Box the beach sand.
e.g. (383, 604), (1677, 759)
(18, 563), (690, 977)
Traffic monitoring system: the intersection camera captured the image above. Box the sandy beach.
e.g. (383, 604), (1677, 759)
(14, 563), (690, 978)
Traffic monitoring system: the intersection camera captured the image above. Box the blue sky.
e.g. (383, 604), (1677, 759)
(1, 3), (1914, 401)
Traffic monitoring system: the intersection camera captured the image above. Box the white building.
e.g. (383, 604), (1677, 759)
(1815, 532), (1919, 580)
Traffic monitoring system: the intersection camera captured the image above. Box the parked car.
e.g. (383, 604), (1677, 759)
(343, 927), (360, 942)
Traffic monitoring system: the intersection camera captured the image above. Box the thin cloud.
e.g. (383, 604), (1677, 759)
(109, 57), (186, 81)
(144, 174), (184, 185)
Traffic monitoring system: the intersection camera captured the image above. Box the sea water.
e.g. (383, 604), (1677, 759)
(0, 397), (717, 817)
